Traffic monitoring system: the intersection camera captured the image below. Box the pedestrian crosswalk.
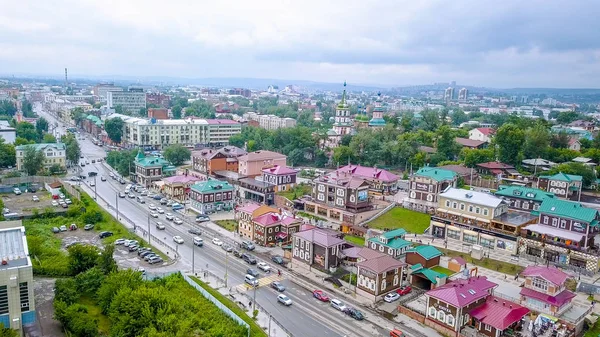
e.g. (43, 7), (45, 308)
(235, 273), (283, 292)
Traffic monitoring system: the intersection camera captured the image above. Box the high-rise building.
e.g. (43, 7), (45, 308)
(444, 87), (454, 101)
(458, 88), (468, 101)
(92, 84), (123, 102)
(107, 89), (146, 115)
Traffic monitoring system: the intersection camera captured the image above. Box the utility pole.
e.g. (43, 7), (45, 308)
(268, 315), (271, 337)
(253, 283), (257, 313)
(192, 241), (195, 274)
(225, 251), (229, 287)
(146, 213), (151, 246)
(93, 175), (97, 200)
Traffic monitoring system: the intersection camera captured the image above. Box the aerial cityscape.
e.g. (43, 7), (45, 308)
(1, 1), (600, 337)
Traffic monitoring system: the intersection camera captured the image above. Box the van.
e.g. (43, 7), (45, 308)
(244, 274), (258, 287)
(136, 196), (145, 204)
(193, 237), (203, 247)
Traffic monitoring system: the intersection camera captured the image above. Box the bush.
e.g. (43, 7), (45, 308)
(68, 244), (100, 275)
(55, 278), (79, 305)
(83, 210), (103, 224)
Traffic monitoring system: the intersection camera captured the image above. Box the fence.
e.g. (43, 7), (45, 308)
(398, 306), (425, 323)
(1, 176), (60, 185)
(182, 274), (251, 337)
(62, 183), (81, 200)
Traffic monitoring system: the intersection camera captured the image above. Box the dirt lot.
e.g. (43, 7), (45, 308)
(1, 191), (65, 216)
(32, 278), (65, 337)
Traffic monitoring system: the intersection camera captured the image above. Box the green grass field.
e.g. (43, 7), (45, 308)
(431, 266), (455, 276)
(215, 220), (237, 232)
(344, 235), (365, 246)
(367, 207), (431, 234)
(79, 296), (111, 334)
(277, 184), (312, 201)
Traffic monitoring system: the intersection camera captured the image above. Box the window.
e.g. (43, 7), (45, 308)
(371, 242), (377, 249)
(446, 314), (455, 327)
(560, 220), (566, 229)
(410, 191), (416, 199)
(485, 324), (492, 332)
(475, 207), (480, 214)
(543, 216), (549, 224)
(469, 205), (474, 212)
(552, 218), (558, 226)
(532, 277), (548, 291)
(437, 311), (446, 322)
(446, 200), (451, 207)
(483, 208), (488, 216)
(0, 285), (7, 315)
(447, 230), (460, 240)
(463, 233), (478, 244)
(381, 280), (386, 291)
(20, 282), (29, 312)
(393, 275), (399, 286)
(429, 307), (437, 318)
(460, 203), (465, 211)
(379, 245), (384, 252)
(453, 202), (458, 209)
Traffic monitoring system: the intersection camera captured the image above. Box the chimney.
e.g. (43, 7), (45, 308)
(503, 302), (506, 306)
(510, 305), (513, 309)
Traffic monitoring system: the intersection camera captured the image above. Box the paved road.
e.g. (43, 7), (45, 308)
(35, 104), (388, 337)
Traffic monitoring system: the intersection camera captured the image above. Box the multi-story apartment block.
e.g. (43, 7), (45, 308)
(519, 266), (575, 316)
(494, 185), (555, 213)
(292, 228), (349, 270)
(253, 212), (302, 246)
(15, 143), (66, 171)
(133, 151), (176, 188)
(192, 146), (247, 176)
(0, 221), (36, 336)
(235, 203), (277, 241)
(237, 150), (287, 177)
(404, 167), (458, 214)
(105, 114), (241, 149)
(244, 112), (297, 130)
(332, 164), (399, 195)
(431, 188), (537, 254)
(458, 88), (468, 101)
(262, 165), (298, 193)
(146, 93), (171, 108)
(93, 84), (123, 102)
(519, 198), (600, 272)
(107, 89), (146, 115)
(366, 228), (411, 259)
(538, 172), (582, 200)
(189, 179), (235, 214)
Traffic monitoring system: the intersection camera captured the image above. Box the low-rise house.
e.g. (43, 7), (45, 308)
(262, 165), (298, 193)
(476, 162), (519, 178)
(253, 211), (302, 246)
(189, 179), (235, 214)
(235, 203), (278, 241)
(404, 167), (458, 214)
(468, 127), (495, 143)
(192, 146), (247, 176)
(494, 185), (555, 213)
(366, 228), (411, 258)
(161, 175), (201, 202)
(405, 245), (442, 268)
(522, 158), (557, 172)
(238, 150), (287, 177)
(292, 228), (348, 270)
(16, 143), (66, 171)
(466, 297), (530, 337)
(568, 138), (581, 151)
(519, 266), (575, 316)
(356, 253), (406, 301)
(538, 172), (582, 200)
(133, 151), (176, 188)
(455, 137), (486, 149)
(331, 164), (400, 195)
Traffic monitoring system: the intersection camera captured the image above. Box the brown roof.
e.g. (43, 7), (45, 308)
(419, 145), (437, 154)
(48, 182), (62, 188)
(357, 254), (405, 274)
(238, 150), (286, 162)
(455, 137), (486, 148)
(437, 164), (473, 177)
(357, 247), (386, 260)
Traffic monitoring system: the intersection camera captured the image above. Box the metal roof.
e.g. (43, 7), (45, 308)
(0, 226), (30, 270)
(440, 188), (504, 208)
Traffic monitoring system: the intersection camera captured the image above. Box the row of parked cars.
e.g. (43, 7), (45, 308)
(115, 238), (164, 264)
(312, 290), (365, 320)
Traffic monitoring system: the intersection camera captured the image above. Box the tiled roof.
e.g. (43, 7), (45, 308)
(16, 142), (66, 151)
(440, 188), (504, 208)
(368, 118), (387, 127)
(539, 172), (582, 182)
(406, 245), (442, 260)
(341, 246), (362, 259)
(414, 167), (458, 181)
(519, 287), (575, 307)
(334, 164), (399, 183)
(450, 257), (467, 265)
(190, 179), (234, 194)
(236, 202), (261, 214)
(475, 127), (496, 136)
(469, 296), (530, 331)
(426, 276), (497, 307)
(538, 198), (599, 224)
(357, 254), (405, 274)
(521, 266), (569, 286)
(357, 247), (387, 260)
(163, 175), (201, 184)
(477, 161), (514, 170)
(381, 228), (406, 239)
(293, 228), (345, 247)
(455, 137), (486, 148)
(262, 165), (298, 175)
(254, 212), (282, 226)
(495, 185), (555, 203)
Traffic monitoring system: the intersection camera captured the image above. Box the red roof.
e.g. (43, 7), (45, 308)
(469, 296), (529, 331)
(477, 161), (515, 170)
(426, 276), (497, 308)
(254, 212), (281, 226)
(237, 202), (261, 214)
(262, 165), (298, 175)
(519, 287), (575, 307)
(521, 266), (569, 286)
(334, 164), (399, 183)
(476, 127), (496, 136)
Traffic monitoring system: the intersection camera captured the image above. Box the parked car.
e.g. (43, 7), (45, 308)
(61, 203), (68, 209)
(344, 307), (365, 320)
(277, 294), (292, 306)
(119, 192), (126, 198)
(32, 195), (39, 202)
(140, 251), (154, 258)
(101, 176), (106, 181)
(211, 238), (223, 246)
(156, 222), (166, 230)
(246, 268), (259, 277)
(171, 203), (184, 210)
(165, 213), (174, 221)
(99, 231), (113, 238)
(241, 253), (257, 264)
(160, 198), (168, 205)
(128, 193), (135, 198)
(83, 224), (94, 231)
(144, 253), (157, 261)
(156, 207), (164, 214)
(52, 227), (60, 233)
(241, 241), (255, 251)
(397, 285), (412, 296)
(90, 181), (95, 187)
(257, 262), (272, 273)
(115, 238), (126, 245)
(271, 255), (284, 265)
(173, 236), (184, 244)
(330, 299), (347, 311)
(173, 218), (183, 225)
(51, 200), (59, 207)
(271, 281), (285, 292)
(128, 245), (139, 252)
(195, 215), (210, 223)
(188, 228), (202, 235)
(222, 244), (233, 252)
(313, 290), (329, 302)
(383, 292), (400, 303)
(13, 188), (21, 195)
(65, 199), (72, 204)
(59, 225), (68, 232)
(148, 256), (164, 264)
(59, 193), (65, 199)
(150, 212), (159, 218)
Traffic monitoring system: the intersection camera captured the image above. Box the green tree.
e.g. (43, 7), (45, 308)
(49, 164), (63, 175)
(523, 124), (550, 159)
(288, 148), (305, 166)
(494, 123), (525, 165)
(550, 131), (571, 149)
(21, 100), (35, 118)
(75, 267), (106, 295)
(54, 278), (79, 305)
(97, 270), (142, 314)
(98, 245), (118, 275)
(184, 99), (216, 118)
(106, 150), (137, 177)
(556, 111), (580, 125)
(14, 137), (34, 146)
(420, 110), (440, 131)
(70, 107), (86, 126)
(0, 138), (16, 168)
(460, 148), (496, 168)
(67, 244), (100, 275)
(21, 146), (45, 175)
(332, 146), (354, 165)
(163, 144), (191, 166)
(436, 125), (461, 160)
(105, 117), (124, 143)
(16, 122), (39, 142)
(42, 133), (57, 143)
(451, 109), (469, 126)
(0, 323), (18, 337)
(0, 100), (17, 116)
(35, 117), (49, 136)
(172, 105), (182, 119)
(114, 105), (124, 115)
(63, 134), (81, 164)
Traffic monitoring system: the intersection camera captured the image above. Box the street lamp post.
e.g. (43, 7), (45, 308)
(253, 283), (257, 313)
(225, 251), (229, 287)
(93, 175), (97, 200)
(192, 241), (195, 274)
(115, 192), (119, 220)
(146, 213), (151, 246)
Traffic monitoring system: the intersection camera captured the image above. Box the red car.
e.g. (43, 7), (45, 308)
(312, 290), (330, 302)
(396, 285), (412, 296)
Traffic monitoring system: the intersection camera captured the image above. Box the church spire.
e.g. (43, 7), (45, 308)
(339, 81), (347, 107)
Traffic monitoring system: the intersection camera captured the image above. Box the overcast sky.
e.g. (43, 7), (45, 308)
(1, 0), (598, 88)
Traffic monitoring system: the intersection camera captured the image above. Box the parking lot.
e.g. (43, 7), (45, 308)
(1, 189), (63, 216)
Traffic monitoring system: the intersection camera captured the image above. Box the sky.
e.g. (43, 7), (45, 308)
(1, 0), (599, 88)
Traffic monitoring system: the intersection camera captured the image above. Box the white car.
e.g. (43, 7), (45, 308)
(173, 236), (184, 244)
(257, 262), (272, 273)
(383, 292), (400, 303)
(51, 200), (58, 207)
(156, 222), (166, 230)
(150, 212), (159, 218)
(148, 204), (157, 211)
(165, 213), (174, 221)
(90, 181), (95, 187)
(65, 199), (72, 205)
(32, 195), (39, 202)
(156, 207), (165, 214)
(115, 238), (126, 245)
(330, 299), (347, 311)
(173, 217), (183, 225)
(212, 238), (223, 246)
(277, 294), (293, 306)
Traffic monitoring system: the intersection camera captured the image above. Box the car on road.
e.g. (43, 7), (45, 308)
(271, 281), (285, 292)
(397, 285), (412, 296)
(152, 194), (162, 200)
(150, 212), (159, 218)
(171, 203), (184, 210)
(91, 159), (96, 163)
(115, 238), (126, 245)
(156, 222), (166, 230)
(59, 225), (68, 232)
(241, 253), (257, 265)
(232, 248), (242, 257)
(101, 176), (106, 181)
(383, 292), (400, 303)
(109, 172), (115, 179)
(51, 200), (59, 206)
(271, 256), (284, 265)
(330, 299), (347, 312)
(212, 238), (223, 246)
(173, 217), (183, 225)
(246, 268), (259, 277)
(119, 179), (126, 184)
(32, 195), (39, 202)
(136, 196), (146, 204)
(313, 290), (330, 302)
(119, 192), (126, 198)
(148, 256), (164, 264)
(344, 307), (365, 321)
(244, 274), (259, 287)
(165, 213), (174, 221)
(140, 190), (148, 196)
(241, 241), (255, 251)
(188, 228), (202, 235)
(173, 236), (184, 244)
(90, 181), (95, 187)
(156, 207), (164, 214)
(99, 231), (113, 238)
(257, 262), (272, 273)
(13, 188), (21, 195)
(128, 193), (135, 198)
(160, 198), (167, 205)
(195, 215), (210, 223)
(83, 224), (94, 231)
(222, 244), (233, 252)
(277, 294), (293, 306)
(193, 237), (203, 246)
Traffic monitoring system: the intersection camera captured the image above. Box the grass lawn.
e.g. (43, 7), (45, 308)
(584, 314), (600, 337)
(215, 220), (237, 232)
(297, 211), (327, 222)
(367, 207), (431, 234)
(344, 235), (365, 246)
(277, 184), (312, 201)
(431, 266), (455, 277)
(438, 247), (523, 276)
(79, 296), (111, 334)
(190, 276), (267, 337)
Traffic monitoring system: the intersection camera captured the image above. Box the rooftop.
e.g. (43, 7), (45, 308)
(163, 175), (201, 184)
(236, 202), (262, 214)
(476, 161), (515, 170)
(381, 228), (406, 239)
(440, 188), (504, 208)
(357, 254), (405, 274)
(411, 264), (447, 284)
(474, 127), (496, 136)
(293, 228), (345, 247)
(368, 236), (411, 249)
(521, 266), (570, 286)
(190, 179), (234, 194)
(238, 150), (287, 162)
(538, 198), (599, 224)
(426, 276), (497, 308)
(333, 164), (399, 183)
(469, 296), (530, 331)
(519, 287), (575, 307)
(455, 137), (486, 148)
(539, 172), (583, 182)
(0, 226), (30, 270)
(262, 165), (298, 175)
(495, 185), (555, 203)
(414, 167), (458, 182)
(406, 245), (442, 260)
(15, 142), (66, 151)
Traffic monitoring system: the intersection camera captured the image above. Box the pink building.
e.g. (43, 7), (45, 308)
(237, 150), (287, 177)
(161, 175), (201, 202)
(519, 266), (575, 316)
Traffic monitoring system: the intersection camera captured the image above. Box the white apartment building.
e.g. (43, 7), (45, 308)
(0, 121), (16, 144)
(105, 114), (241, 149)
(107, 90), (146, 115)
(243, 112), (296, 130)
(15, 143), (66, 171)
(0, 221), (36, 337)
(93, 84), (123, 102)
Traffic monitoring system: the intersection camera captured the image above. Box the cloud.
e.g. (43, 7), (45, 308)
(0, 0), (598, 88)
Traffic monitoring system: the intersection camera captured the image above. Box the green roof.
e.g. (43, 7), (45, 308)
(368, 236), (411, 249)
(135, 153), (172, 169)
(539, 172), (582, 182)
(538, 198), (599, 225)
(414, 167), (458, 182)
(410, 263), (423, 271)
(15, 142), (66, 151)
(412, 266), (446, 284)
(406, 245), (442, 260)
(495, 185), (555, 203)
(368, 118), (386, 127)
(381, 228), (406, 239)
(191, 179), (234, 194)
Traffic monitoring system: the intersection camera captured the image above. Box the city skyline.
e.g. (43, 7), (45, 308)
(1, 0), (599, 88)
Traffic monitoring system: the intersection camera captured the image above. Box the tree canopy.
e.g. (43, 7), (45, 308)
(21, 146), (45, 175)
(163, 144), (191, 166)
(105, 117), (124, 143)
